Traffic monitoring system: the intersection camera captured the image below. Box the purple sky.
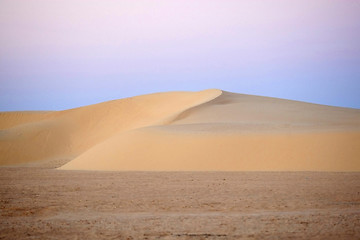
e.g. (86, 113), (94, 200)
(1, 0), (360, 110)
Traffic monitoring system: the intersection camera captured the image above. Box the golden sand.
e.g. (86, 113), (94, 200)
(1, 89), (359, 171)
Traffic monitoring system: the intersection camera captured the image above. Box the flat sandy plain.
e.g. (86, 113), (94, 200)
(1, 168), (360, 239)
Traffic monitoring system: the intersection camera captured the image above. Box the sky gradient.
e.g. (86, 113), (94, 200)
(1, 0), (360, 110)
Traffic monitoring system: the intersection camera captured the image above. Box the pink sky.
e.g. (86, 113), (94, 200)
(1, 0), (360, 110)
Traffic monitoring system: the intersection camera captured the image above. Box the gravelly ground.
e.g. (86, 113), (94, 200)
(0, 168), (359, 239)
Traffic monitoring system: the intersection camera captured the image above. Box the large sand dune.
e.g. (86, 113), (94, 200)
(0, 89), (359, 171)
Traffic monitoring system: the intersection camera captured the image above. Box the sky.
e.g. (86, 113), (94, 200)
(0, 0), (360, 111)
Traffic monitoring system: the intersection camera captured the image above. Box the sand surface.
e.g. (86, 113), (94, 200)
(1, 90), (359, 239)
(1, 168), (359, 239)
(1, 89), (360, 171)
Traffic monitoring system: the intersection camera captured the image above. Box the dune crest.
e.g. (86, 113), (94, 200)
(1, 89), (360, 171)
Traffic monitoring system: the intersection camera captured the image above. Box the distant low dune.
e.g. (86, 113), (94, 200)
(1, 89), (359, 171)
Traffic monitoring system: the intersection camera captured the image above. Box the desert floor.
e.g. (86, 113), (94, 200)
(0, 168), (359, 240)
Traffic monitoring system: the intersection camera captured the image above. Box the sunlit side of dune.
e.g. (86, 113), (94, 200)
(1, 89), (360, 171)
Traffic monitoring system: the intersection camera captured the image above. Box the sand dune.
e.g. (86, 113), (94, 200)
(1, 89), (360, 171)
(0, 90), (221, 166)
(0, 111), (52, 130)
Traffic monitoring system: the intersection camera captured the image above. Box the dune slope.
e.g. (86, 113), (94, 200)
(1, 89), (360, 171)
(0, 89), (221, 166)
